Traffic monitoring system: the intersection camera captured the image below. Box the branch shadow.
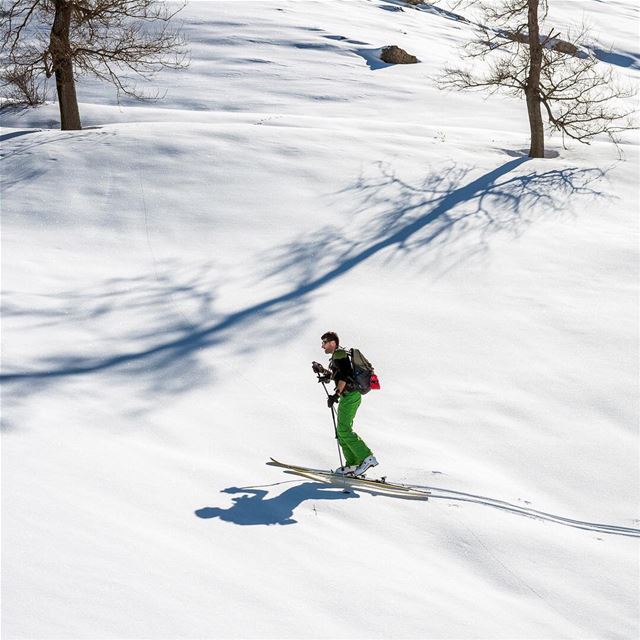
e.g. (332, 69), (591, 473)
(1, 260), (224, 405)
(194, 481), (359, 526)
(262, 158), (608, 286)
(0, 130), (37, 143)
(1, 158), (610, 402)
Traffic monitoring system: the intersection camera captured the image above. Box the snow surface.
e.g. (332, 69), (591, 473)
(1, 1), (639, 639)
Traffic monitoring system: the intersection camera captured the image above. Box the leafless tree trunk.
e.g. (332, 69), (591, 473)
(525, 0), (544, 157)
(50, 0), (81, 129)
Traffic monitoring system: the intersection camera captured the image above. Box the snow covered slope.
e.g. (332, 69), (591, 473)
(1, 1), (638, 639)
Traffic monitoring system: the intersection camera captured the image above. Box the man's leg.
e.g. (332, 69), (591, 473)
(336, 392), (373, 465)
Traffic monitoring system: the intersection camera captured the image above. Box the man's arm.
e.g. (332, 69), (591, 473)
(331, 352), (352, 396)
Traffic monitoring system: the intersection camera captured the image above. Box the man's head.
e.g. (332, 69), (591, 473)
(321, 331), (340, 355)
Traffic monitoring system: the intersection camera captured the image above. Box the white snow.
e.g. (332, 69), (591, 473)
(1, 1), (639, 639)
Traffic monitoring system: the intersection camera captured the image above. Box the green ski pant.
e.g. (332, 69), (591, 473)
(335, 391), (373, 466)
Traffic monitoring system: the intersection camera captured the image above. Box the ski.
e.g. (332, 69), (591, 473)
(267, 458), (430, 498)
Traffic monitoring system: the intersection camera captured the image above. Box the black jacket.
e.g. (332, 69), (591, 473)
(329, 348), (355, 391)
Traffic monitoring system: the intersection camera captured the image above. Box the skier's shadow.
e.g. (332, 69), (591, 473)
(195, 482), (359, 526)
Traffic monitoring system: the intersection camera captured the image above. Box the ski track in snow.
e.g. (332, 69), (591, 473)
(419, 484), (640, 538)
(269, 466), (639, 537)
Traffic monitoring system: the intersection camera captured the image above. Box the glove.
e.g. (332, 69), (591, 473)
(317, 373), (331, 383)
(311, 361), (325, 374)
(327, 393), (340, 408)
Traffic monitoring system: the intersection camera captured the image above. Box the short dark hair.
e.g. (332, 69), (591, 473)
(321, 331), (340, 346)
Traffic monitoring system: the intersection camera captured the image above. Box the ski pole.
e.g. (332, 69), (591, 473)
(312, 363), (349, 491)
(321, 380), (345, 471)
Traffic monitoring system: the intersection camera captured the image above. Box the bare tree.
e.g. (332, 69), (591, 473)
(440, 0), (635, 157)
(1, 0), (188, 130)
(1, 63), (47, 106)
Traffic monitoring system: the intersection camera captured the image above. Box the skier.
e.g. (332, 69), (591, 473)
(313, 331), (378, 476)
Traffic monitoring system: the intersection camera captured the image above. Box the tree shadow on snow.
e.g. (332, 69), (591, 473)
(195, 482), (358, 526)
(0, 261), (223, 404)
(1, 157), (610, 402)
(264, 158), (609, 284)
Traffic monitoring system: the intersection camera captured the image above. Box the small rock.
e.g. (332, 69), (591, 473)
(552, 40), (579, 56)
(380, 45), (419, 64)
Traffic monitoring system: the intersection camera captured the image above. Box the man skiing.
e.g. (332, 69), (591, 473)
(312, 331), (378, 476)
